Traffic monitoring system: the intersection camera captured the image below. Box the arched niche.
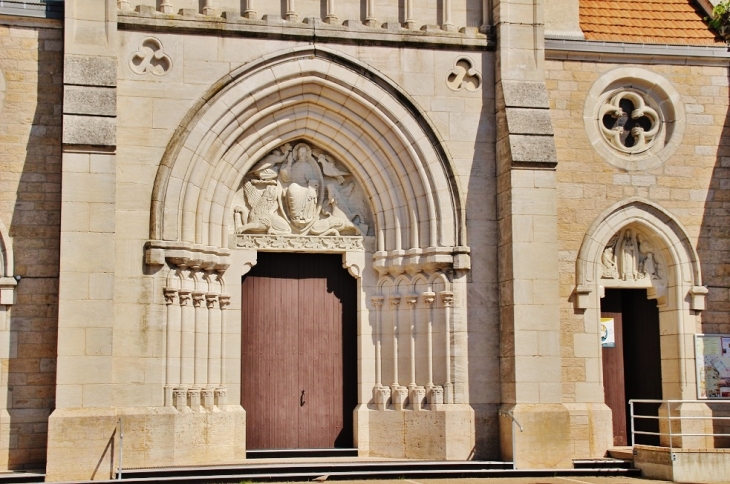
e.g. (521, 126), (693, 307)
(574, 197), (706, 401)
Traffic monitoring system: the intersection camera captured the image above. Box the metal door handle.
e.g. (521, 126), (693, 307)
(300, 390), (306, 406)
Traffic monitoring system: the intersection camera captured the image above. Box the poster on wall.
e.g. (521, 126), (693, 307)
(695, 334), (730, 399)
(601, 318), (615, 348)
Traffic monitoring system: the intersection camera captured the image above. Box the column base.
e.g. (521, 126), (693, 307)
(45, 406), (246, 482)
(499, 403), (572, 468)
(355, 404), (474, 460)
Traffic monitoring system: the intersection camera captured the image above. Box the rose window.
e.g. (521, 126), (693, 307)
(599, 91), (660, 154)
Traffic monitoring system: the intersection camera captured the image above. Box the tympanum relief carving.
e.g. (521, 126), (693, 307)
(233, 142), (372, 250)
(600, 227), (666, 302)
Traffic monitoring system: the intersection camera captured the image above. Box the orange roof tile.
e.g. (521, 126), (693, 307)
(579, 0), (723, 45)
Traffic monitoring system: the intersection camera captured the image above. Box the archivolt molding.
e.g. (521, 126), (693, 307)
(147, 46), (468, 275)
(574, 198), (705, 310)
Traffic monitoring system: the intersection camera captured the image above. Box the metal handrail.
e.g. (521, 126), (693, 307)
(499, 409), (524, 470)
(629, 399), (730, 451)
(117, 417), (124, 480)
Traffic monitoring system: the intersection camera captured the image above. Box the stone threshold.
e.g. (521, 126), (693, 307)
(117, 9), (493, 51)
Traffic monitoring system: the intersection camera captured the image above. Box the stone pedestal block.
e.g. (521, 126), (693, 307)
(659, 401), (714, 449)
(355, 404), (475, 460)
(563, 403), (613, 458)
(499, 403), (572, 469)
(46, 406), (246, 482)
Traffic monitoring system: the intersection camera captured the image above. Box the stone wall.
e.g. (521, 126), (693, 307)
(0, 17), (63, 470)
(547, 58), (730, 451)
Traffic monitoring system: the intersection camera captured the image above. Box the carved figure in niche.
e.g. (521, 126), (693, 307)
(233, 141), (373, 237)
(317, 153), (349, 184)
(644, 252), (659, 280)
(600, 228), (665, 284)
(310, 183), (362, 236)
(601, 246), (617, 279)
(280, 144), (324, 228)
(621, 229), (638, 281)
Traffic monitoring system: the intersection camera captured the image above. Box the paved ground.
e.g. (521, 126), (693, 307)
(264, 478), (674, 484)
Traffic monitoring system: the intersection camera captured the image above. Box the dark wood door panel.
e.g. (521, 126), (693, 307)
(242, 253), (356, 450)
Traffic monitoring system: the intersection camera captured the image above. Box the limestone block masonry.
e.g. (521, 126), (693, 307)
(0, 0), (723, 479)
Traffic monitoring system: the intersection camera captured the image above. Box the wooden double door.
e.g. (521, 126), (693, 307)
(601, 289), (662, 446)
(241, 253), (357, 450)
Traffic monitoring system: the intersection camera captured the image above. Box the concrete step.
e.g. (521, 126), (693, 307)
(573, 458), (633, 469)
(247, 448), (359, 459)
(607, 446), (635, 460)
(0, 471), (46, 483)
(112, 459), (641, 483)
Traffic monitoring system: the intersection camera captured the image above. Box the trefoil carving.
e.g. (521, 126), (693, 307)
(130, 37), (172, 76)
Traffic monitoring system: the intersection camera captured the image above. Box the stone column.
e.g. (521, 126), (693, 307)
(404, 0), (415, 29)
(202, 0), (215, 16)
(325, 0), (337, 24)
(216, 294), (230, 406)
(243, 0), (256, 19)
(163, 288), (180, 406)
(494, 0), (571, 469)
(440, 291), (454, 404)
(160, 0), (173, 14)
(286, 0), (297, 21)
(365, 0), (377, 27)
(443, 0), (455, 31)
(204, 293), (219, 410)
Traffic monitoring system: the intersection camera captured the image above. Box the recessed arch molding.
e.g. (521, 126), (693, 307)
(146, 45), (469, 275)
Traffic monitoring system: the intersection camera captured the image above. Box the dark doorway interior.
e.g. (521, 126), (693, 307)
(601, 289), (662, 446)
(241, 252), (357, 450)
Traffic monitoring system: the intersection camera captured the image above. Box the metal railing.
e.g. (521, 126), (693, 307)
(499, 408), (524, 469)
(629, 399), (730, 451)
(117, 417), (124, 480)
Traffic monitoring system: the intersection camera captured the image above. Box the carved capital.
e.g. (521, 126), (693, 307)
(371, 295), (384, 308)
(218, 294), (231, 309)
(192, 291), (206, 308)
(404, 294), (418, 308)
(440, 291), (454, 307)
(178, 289), (192, 306)
(163, 288), (178, 305)
(389, 295), (401, 307)
(205, 293), (218, 309)
(422, 291), (436, 306)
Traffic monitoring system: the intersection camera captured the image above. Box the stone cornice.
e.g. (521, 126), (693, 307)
(145, 240), (230, 271)
(117, 10), (493, 51)
(546, 38), (730, 66)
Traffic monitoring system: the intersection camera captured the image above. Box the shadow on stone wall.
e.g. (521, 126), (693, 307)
(465, 50), (500, 460)
(4, 21), (63, 470)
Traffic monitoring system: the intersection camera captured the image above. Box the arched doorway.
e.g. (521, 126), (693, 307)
(241, 252), (357, 449)
(573, 198), (709, 450)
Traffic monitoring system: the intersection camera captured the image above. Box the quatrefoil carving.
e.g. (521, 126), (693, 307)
(599, 90), (660, 154)
(446, 57), (482, 92)
(130, 37), (172, 76)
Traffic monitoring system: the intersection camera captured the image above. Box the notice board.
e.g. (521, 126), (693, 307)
(695, 334), (730, 399)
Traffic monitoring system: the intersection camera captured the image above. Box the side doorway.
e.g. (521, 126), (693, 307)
(601, 289), (662, 446)
(241, 252), (358, 449)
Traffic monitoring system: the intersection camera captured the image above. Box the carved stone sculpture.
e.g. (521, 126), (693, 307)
(233, 142), (372, 240)
(601, 228), (663, 282)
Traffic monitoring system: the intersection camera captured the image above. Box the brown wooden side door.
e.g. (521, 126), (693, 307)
(600, 307), (627, 446)
(241, 253), (356, 449)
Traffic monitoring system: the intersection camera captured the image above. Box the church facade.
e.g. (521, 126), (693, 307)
(0, 0), (726, 480)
